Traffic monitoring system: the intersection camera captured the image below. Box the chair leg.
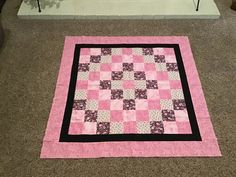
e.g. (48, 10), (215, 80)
(37, 0), (41, 13)
(196, 0), (200, 11)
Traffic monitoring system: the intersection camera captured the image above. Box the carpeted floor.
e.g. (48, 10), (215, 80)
(0, 0), (235, 176)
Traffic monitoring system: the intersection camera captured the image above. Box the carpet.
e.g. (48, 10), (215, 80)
(41, 36), (221, 158)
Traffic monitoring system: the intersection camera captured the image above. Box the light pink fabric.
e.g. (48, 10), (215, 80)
(41, 36), (221, 158)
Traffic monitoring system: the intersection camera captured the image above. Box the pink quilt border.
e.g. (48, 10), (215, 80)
(40, 36), (221, 158)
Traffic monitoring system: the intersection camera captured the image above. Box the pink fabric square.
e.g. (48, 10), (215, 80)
(100, 63), (112, 71)
(123, 110), (136, 122)
(123, 80), (135, 89)
(148, 100), (161, 110)
(123, 55), (133, 62)
(71, 110), (85, 122)
(158, 81), (170, 89)
(69, 122), (83, 135)
(79, 55), (90, 63)
(169, 80), (182, 89)
(82, 122), (97, 134)
(80, 48), (90, 55)
(144, 63), (156, 71)
(111, 63), (123, 71)
(176, 122), (192, 134)
(145, 71), (157, 80)
(147, 90), (160, 100)
(90, 48), (101, 55)
(111, 110), (123, 122)
(133, 55), (144, 63)
(110, 100), (123, 110)
(165, 55), (177, 63)
(99, 90), (111, 100)
(88, 81), (99, 90)
(98, 100), (110, 110)
(164, 48), (175, 55)
(163, 122), (178, 134)
(135, 100), (148, 110)
(89, 72), (100, 81)
(124, 121), (137, 133)
(87, 90), (99, 99)
(153, 48), (164, 55)
(133, 63), (145, 71)
(76, 80), (88, 89)
(100, 72), (111, 80)
(122, 48), (132, 55)
(112, 55), (122, 63)
(157, 72), (169, 80)
(136, 110), (149, 121)
(159, 90), (171, 99)
(175, 110), (189, 122)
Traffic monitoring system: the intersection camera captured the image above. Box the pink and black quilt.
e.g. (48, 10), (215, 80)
(41, 36), (221, 158)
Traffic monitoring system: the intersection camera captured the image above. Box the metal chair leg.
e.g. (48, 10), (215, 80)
(196, 0), (200, 11)
(37, 0), (41, 13)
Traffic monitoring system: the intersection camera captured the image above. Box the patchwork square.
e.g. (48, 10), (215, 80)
(101, 48), (112, 55)
(133, 63), (145, 71)
(173, 99), (186, 110)
(162, 110), (176, 121)
(123, 71), (134, 80)
(112, 71), (123, 80)
(171, 89), (184, 99)
(97, 122), (110, 134)
(123, 110), (136, 122)
(110, 122), (123, 134)
(84, 110), (98, 122)
(168, 71), (180, 80)
(97, 111), (110, 122)
(160, 99), (174, 110)
(100, 72), (111, 80)
(123, 99), (136, 110)
(74, 90), (87, 100)
(146, 80), (158, 89)
(86, 100), (98, 110)
(100, 80), (111, 89)
(134, 71), (146, 80)
(78, 72), (89, 80)
(166, 63), (178, 71)
(78, 63), (89, 72)
(111, 89), (123, 99)
(149, 110), (162, 121)
(123, 89), (135, 99)
(135, 89), (147, 99)
(110, 110), (123, 122)
(111, 80), (123, 89)
(134, 80), (147, 89)
(110, 100), (123, 110)
(123, 63), (134, 71)
(90, 55), (101, 63)
(89, 63), (100, 72)
(142, 48), (154, 55)
(73, 100), (86, 110)
(100, 56), (112, 63)
(154, 55), (165, 63)
(150, 121), (164, 134)
(137, 121), (151, 134)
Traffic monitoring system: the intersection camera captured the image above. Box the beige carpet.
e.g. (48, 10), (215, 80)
(0, 0), (235, 176)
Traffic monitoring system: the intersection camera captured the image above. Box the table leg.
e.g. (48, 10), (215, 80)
(37, 0), (41, 13)
(196, 0), (200, 11)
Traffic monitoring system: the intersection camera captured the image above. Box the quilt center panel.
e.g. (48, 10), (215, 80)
(69, 47), (191, 135)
